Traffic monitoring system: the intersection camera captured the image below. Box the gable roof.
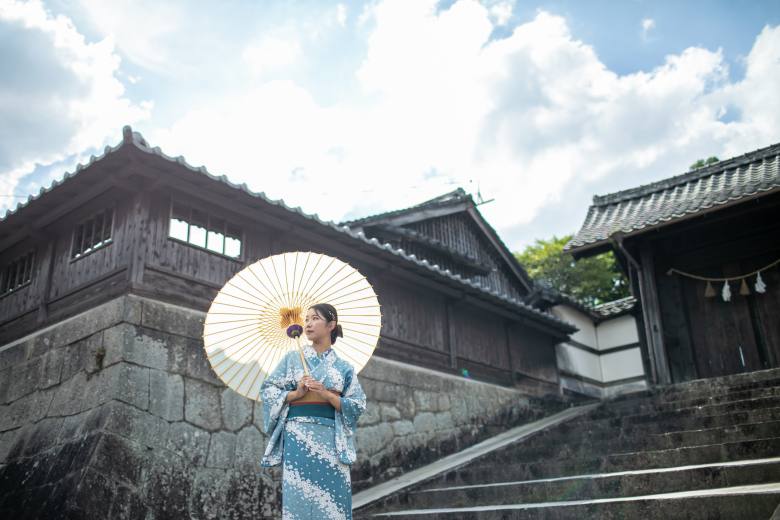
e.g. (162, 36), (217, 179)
(0, 126), (574, 335)
(343, 189), (534, 292)
(346, 188), (473, 227)
(565, 142), (780, 255)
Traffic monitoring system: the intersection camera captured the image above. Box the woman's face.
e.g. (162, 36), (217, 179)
(304, 308), (335, 343)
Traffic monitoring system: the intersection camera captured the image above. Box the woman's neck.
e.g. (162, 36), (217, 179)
(311, 339), (332, 353)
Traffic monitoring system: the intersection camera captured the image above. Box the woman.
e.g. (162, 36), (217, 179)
(260, 303), (366, 520)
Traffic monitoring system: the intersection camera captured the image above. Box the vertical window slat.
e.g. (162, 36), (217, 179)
(2, 266), (9, 293)
(0, 251), (37, 295)
(93, 213), (104, 248)
(103, 209), (113, 242)
(82, 218), (93, 254)
(72, 223), (84, 258)
(23, 252), (33, 283)
(11, 260), (20, 290)
(71, 208), (114, 260)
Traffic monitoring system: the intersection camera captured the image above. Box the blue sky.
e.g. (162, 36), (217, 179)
(2, 0), (779, 251)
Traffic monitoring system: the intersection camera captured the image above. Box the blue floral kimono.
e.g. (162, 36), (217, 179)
(261, 345), (366, 520)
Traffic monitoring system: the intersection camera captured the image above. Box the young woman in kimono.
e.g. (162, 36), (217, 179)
(260, 303), (367, 520)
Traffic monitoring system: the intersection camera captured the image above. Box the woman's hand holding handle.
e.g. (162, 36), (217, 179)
(286, 377), (309, 402)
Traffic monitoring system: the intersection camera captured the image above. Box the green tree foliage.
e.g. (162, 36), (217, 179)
(515, 234), (630, 307)
(689, 156), (720, 170)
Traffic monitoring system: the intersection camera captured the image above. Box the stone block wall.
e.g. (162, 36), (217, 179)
(0, 295), (562, 519)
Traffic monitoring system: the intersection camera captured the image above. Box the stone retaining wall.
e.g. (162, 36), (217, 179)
(0, 295), (561, 519)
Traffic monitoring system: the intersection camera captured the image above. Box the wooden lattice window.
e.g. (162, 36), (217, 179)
(1, 250), (35, 296)
(168, 201), (242, 259)
(71, 208), (114, 260)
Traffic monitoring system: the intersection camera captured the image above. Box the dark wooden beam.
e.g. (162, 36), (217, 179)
(639, 245), (671, 385)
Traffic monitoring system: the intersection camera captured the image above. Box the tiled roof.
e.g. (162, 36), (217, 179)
(530, 281), (636, 321)
(343, 188), (471, 227)
(0, 126), (575, 334)
(565, 142), (780, 253)
(592, 296), (637, 318)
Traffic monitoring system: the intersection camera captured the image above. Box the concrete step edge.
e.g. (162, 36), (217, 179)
(482, 425), (780, 461)
(414, 456), (780, 494)
(371, 482), (780, 516)
(463, 436), (780, 475)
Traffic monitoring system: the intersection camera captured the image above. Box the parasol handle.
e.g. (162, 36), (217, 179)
(287, 324), (310, 375)
(295, 336), (311, 376)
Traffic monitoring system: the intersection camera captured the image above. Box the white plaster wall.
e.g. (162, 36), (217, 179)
(551, 305), (597, 348)
(556, 343), (603, 382)
(554, 303), (647, 398)
(600, 347), (645, 382)
(596, 315), (639, 350)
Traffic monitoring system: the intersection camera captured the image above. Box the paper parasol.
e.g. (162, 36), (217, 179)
(203, 252), (381, 401)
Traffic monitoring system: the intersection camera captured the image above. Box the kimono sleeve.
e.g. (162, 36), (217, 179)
(339, 365), (366, 431)
(260, 352), (295, 435)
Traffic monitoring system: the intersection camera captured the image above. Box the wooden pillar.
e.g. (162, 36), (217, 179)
(36, 234), (57, 324)
(123, 176), (160, 290)
(504, 321), (515, 385)
(127, 192), (149, 288)
(445, 299), (457, 369)
(640, 246), (672, 385)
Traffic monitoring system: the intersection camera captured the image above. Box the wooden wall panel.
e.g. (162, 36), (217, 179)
(370, 276), (447, 353)
(451, 304), (508, 368)
(507, 323), (558, 383)
(406, 214), (525, 300)
(144, 192), (251, 288)
(47, 191), (130, 301)
(0, 239), (46, 322)
(751, 256), (780, 368)
(650, 196), (780, 380)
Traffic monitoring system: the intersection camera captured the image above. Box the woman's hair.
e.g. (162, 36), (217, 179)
(309, 303), (344, 345)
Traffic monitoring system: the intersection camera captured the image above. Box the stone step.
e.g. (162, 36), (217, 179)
(593, 394), (780, 425)
(582, 405), (780, 435)
(351, 404), (601, 514)
(605, 374), (780, 409)
(662, 376), (780, 402)
(479, 419), (780, 465)
(354, 370), (780, 519)
(595, 369), (780, 408)
(653, 419), (780, 449)
(430, 437), (780, 487)
(656, 368), (780, 401)
(370, 457), (780, 512)
(601, 385), (780, 416)
(504, 406), (780, 453)
(360, 483), (780, 519)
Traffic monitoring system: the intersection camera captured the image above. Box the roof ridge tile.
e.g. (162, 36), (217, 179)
(592, 142), (780, 207)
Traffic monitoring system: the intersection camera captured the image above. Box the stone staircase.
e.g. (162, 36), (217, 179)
(354, 368), (780, 519)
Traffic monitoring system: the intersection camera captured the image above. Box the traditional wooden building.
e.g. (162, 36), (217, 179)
(344, 188), (575, 391)
(0, 126), (575, 393)
(566, 142), (780, 385)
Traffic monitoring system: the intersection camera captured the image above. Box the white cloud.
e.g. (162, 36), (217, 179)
(641, 17), (655, 39)
(242, 36), (302, 74)
(337, 3), (348, 27)
(151, 3), (780, 249)
(0, 0), (150, 208)
(76, 0), (183, 74)
(488, 1), (513, 26)
(10, 0), (777, 250)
